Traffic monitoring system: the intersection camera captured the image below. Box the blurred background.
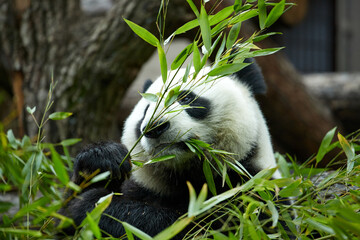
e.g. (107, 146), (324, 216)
(0, 0), (359, 163)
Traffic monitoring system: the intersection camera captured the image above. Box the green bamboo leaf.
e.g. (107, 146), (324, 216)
(258, 0), (267, 29)
(123, 18), (159, 47)
(140, 92), (159, 102)
(234, 0), (242, 12)
(278, 178), (302, 198)
(316, 127), (337, 163)
(165, 86), (181, 107)
(187, 182), (197, 216)
(85, 213), (101, 239)
(50, 146), (69, 185)
(338, 132), (355, 173)
(49, 112), (72, 120)
(186, 0), (199, 17)
(305, 218), (335, 235)
(182, 61), (192, 83)
(266, 200), (279, 228)
(193, 42), (201, 73)
(199, 4), (211, 52)
(0, 228), (42, 237)
(145, 155), (175, 165)
(174, 19), (198, 35)
(226, 22), (241, 50)
(208, 63), (250, 76)
(90, 171), (111, 183)
(81, 193), (113, 228)
(122, 222), (153, 240)
(253, 32), (282, 42)
(264, 0), (285, 28)
(157, 43), (168, 83)
(153, 217), (194, 240)
(209, 6), (234, 25)
(26, 106), (36, 114)
(60, 138), (82, 147)
(229, 9), (258, 25)
(215, 35), (226, 61)
(203, 160), (216, 195)
(275, 153), (290, 178)
(247, 47), (284, 57)
(195, 184), (208, 212)
(170, 6), (232, 37)
(171, 43), (193, 70)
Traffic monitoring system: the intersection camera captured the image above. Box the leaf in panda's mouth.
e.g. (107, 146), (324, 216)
(145, 154), (176, 165)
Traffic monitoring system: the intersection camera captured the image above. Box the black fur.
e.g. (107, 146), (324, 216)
(59, 141), (264, 238)
(233, 58), (267, 95)
(142, 79), (153, 93)
(177, 91), (211, 120)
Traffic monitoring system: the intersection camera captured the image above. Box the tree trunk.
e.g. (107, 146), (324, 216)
(0, 0), (189, 144)
(303, 73), (360, 134)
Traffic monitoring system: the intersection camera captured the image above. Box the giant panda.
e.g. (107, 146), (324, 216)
(60, 59), (281, 238)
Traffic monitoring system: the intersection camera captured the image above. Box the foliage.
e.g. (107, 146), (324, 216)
(1, 0), (359, 240)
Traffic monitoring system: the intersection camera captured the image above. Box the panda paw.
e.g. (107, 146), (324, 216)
(72, 141), (131, 190)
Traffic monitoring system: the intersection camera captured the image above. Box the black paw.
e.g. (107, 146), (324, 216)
(72, 141), (131, 188)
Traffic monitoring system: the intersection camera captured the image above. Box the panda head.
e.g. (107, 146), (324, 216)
(121, 59), (279, 194)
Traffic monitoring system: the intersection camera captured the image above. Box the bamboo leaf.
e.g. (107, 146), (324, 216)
(49, 112), (72, 120)
(123, 18), (159, 47)
(90, 171), (111, 183)
(229, 9), (258, 25)
(265, 0), (285, 28)
(186, 0), (199, 17)
(338, 132), (355, 173)
(0, 228), (42, 237)
(182, 61), (192, 83)
(26, 106), (36, 114)
(266, 200), (279, 228)
(123, 222), (153, 240)
(316, 127), (337, 163)
(157, 43), (168, 83)
(226, 22), (241, 50)
(50, 146), (69, 185)
(171, 43), (193, 70)
(165, 86), (181, 107)
(193, 42), (201, 73)
(199, 4), (211, 52)
(153, 217), (194, 240)
(140, 92), (159, 102)
(253, 32), (282, 42)
(208, 63), (250, 76)
(258, 0), (267, 29)
(60, 138), (82, 147)
(247, 47), (284, 58)
(145, 155), (175, 165)
(203, 160), (216, 195)
(85, 213), (101, 239)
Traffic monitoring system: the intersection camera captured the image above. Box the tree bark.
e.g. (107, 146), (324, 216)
(0, 0), (190, 144)
(303, 73), (360, 134)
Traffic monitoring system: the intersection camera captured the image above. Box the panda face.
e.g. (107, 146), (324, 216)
(122, 68), (261, 169)
(121, 65), (279, 195)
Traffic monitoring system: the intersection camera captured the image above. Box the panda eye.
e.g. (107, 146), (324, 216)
(178, 91), (194, 105)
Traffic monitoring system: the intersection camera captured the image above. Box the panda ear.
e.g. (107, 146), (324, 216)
(142, 79), (153, 93)
(233, 58), (267, 95)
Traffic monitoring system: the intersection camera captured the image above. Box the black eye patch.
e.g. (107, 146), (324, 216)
(177, 91), (211, 120)
(136, 104), (149, 139)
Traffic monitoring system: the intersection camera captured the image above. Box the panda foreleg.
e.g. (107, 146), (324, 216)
(69, 141), (131, 194)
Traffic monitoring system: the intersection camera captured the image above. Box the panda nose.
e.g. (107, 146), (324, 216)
(143, 121), (170, 139)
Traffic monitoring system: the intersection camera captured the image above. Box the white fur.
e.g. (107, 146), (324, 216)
(121, 67), (279, 195)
